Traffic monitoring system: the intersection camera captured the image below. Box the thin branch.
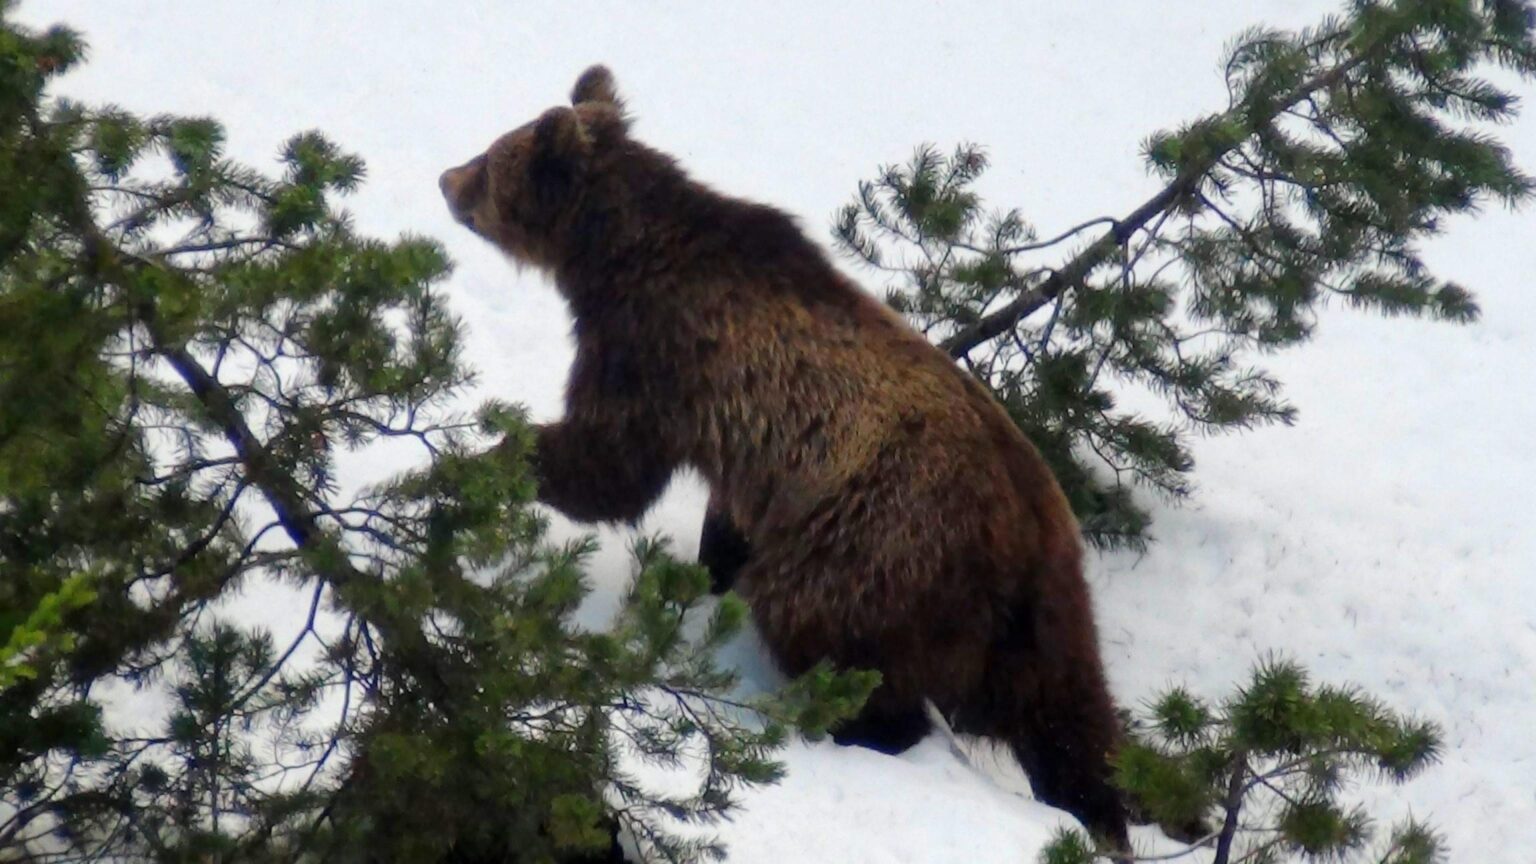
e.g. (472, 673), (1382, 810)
(229, 581), (327, 710)
(69, 213), (455, 707)
(156, 236), (297, 258)
(1128, 830), (1222, 861)
(138, 478), (249, 581)
(941, 49), (1376, 358)
(997, 215), (1118, 255)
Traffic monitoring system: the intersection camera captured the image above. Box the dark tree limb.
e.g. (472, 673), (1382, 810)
(941, 50), (1371, 359)
(940, 167), (1205, 359)
(1213, 759), (1248, 864)
(72, 216), (455, 706)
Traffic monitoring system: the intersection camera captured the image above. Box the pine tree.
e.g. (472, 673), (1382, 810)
(1041, 656), (1446, 864)
(834, 0), (1536, 548)
(0, 8), (872, 862)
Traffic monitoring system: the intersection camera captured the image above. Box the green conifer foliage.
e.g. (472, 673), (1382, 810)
(835, 0), (1536, 548)
(0, 8), (871, 861)
(1042, 657), (1445, 864)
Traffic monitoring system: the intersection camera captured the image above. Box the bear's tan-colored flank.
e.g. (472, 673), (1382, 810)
(440, 66), (1130, 849)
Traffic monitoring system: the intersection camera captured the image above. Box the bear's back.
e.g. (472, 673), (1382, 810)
(662, 225), (1069, 574)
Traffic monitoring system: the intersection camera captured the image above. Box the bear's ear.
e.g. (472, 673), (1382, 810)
(571, 65), (622, 108)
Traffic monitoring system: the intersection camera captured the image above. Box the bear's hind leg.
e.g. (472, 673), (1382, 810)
(955, 622), (1130, 853)
(1004, 690), (1129, 853)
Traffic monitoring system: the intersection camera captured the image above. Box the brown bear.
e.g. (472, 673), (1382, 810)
(439, 66), (1131, 850)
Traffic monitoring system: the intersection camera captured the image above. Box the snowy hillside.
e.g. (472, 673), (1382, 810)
(20, 1), (1535, 861)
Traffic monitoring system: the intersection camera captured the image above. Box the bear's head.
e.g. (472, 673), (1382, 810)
(439, 65), (631, 270)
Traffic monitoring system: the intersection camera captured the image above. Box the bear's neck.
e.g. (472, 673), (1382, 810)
(552, 159), (831, 325)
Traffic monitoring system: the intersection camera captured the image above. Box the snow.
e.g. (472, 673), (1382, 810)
(17, 1), (1536, 860)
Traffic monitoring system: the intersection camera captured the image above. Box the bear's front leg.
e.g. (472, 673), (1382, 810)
(530, 420), (676, 524)
(697, 492), (751, 594)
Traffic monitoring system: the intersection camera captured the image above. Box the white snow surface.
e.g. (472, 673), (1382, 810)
(19, 1), (1536, 861)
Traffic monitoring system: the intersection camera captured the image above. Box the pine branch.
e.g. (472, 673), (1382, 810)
(940, 168), (1194, 357)
(67, 205), (457, 707)
(227, 581), (326, 711)
(1129, 831), (1223, 861)
(1213, 759), (1249, 864)
(942, 51), (1374, 359)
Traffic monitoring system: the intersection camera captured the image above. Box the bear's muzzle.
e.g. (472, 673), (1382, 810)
(438, 155), (488, 229)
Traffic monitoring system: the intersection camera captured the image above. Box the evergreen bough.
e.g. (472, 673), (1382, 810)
(1041, 657), (1445, 864)
(0, 8), (872, 862)
(836, 0), (1536, 548)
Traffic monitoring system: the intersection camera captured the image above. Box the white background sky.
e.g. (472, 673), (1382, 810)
(17, 2), (1536, 861)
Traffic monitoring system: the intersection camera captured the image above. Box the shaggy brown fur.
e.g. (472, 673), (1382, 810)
(439, 66), (1130, 849)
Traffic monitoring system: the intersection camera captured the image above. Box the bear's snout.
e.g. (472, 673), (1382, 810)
(438, 156), (487, 227)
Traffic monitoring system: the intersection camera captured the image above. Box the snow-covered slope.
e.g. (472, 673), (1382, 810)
(21, 1), (1535, 860)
